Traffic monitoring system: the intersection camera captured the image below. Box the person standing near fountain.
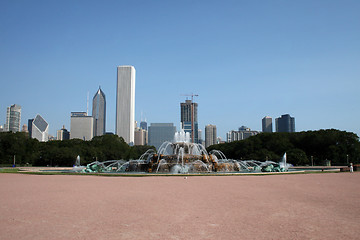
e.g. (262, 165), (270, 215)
(349, 163), (353, 173)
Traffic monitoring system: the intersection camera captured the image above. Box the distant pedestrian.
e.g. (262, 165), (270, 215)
(349, 163), (353, 173)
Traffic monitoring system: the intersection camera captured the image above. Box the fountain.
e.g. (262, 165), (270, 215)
(72, 155), (86, 172)
(74, 128), (292, 174)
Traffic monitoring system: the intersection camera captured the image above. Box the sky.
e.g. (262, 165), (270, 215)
(1, 0), (359, 140)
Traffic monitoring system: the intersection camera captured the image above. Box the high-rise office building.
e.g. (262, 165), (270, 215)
(275, 114), (295, 133)
(226, 126), (260, 142)
(92, 87), (106, 136)
(116, 66), (135, 144)
(205, 124), (217, 148)
(30, 114), (49, 142)
(70, 112), (94, 140)
(198, 129), (203, 145)
(28, 119), (34, 137)
(148, 123), (176, 150)
(134, 127), (148, 146)
(5, 104), (21, 132)
(57, 125), (70, 140)
(262, 116), (273, 133)
(180, 99), (198, 143)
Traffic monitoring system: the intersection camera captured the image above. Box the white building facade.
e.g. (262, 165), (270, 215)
(205, 124), (217, 148)
(70, 112), (94, 141)
(116, 66), (135, 145)
(227, 126), (260, 142)
(5, 104), (21, 132)
(30, 114), (49, 142)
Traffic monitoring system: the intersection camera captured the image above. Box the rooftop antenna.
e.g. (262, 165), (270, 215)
(86, 91), (89, 116)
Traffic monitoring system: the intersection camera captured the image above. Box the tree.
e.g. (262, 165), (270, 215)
(206, 129), (360, 166)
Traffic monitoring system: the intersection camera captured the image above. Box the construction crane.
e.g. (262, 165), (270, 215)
(180, 93), (199, 143)
(181, 93), (199, 102)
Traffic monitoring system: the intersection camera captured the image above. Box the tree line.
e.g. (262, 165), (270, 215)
(1, 129), (359, 167)
(207, 129), (360, 166)
(0, 132), (154, 167)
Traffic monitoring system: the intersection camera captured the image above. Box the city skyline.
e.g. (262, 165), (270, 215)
(1, 1), (360, 139)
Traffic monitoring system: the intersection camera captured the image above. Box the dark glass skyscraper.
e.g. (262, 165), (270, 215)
(262, 116), (273, 133)
(140, 120), (147, 131)
(28, 119), (34, 137)
(180, 100), (198, 143)
(275, 114), (295, 133)
(92, 87), (106, 136)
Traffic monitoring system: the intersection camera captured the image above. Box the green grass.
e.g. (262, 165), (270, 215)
(0, 168), (20, 173)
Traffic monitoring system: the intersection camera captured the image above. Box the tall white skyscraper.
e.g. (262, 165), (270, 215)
(116, 66), (135, 144)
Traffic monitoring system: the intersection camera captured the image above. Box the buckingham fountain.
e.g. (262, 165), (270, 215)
(75, 129), (290, 174)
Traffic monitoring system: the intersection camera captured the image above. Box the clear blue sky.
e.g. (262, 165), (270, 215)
(1, 0), (359, 140)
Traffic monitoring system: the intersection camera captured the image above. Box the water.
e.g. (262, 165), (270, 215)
(73, 128), (292, 174)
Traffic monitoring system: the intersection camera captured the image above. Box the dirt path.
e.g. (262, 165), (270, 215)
(0, 172), (359, 240)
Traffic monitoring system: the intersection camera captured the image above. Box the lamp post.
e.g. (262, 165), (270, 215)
(346, 154), (349, 165)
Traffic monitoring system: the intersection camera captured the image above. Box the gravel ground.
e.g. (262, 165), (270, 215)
(0, 172), (359, 240)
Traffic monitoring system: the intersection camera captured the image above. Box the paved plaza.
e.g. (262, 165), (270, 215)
(0, 172), (359, 240)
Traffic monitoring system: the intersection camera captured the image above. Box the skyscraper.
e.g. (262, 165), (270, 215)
(116, 66), (135, 144)
(28, 119), (34, 137)
(148, 123), (176, 150)
(30, 114), (49, 142)
(205, 124), (217, 148)
(262, 116), (273, 133)
(92, 87), (106, 136)
(140, 120), (147, 131)
(198, 129), (203, 145)
(70, 112), (94, 140)
(5, 104), (21, 132)
(134, 127), (148, 146)
(275, 114), (295, 133)
(57, 125), (70, 140)
(180, 99), (198, 143)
